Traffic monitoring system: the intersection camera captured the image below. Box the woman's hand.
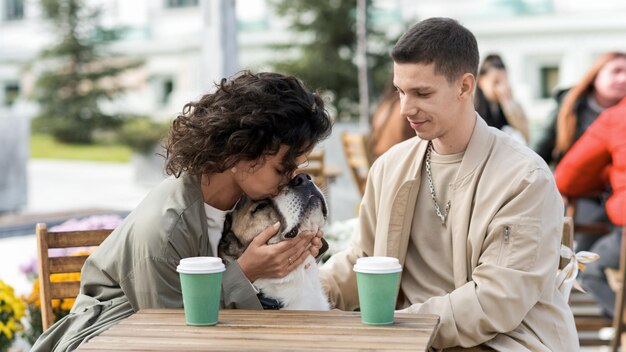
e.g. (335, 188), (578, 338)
(237, 222), (315, 282)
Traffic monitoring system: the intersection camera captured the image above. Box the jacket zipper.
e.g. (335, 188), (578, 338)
(504, 225), (510, 245)
(497, 225), (511, 266)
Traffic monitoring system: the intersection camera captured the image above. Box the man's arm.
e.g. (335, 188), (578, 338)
(399, 168), (563, 349)
(319, 160), (381, 310)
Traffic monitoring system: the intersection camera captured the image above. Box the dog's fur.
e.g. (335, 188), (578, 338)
(218, 174), (330, 310)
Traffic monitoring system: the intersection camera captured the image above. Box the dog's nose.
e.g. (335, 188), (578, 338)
(290, 173), (312, 188)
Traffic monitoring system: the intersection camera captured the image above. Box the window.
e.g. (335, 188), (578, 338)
(540, 66), (559, 99)
(152, 76), (174, 106)
(3, 0), (24, 20)
(3, 82), (19, 106)
(165, 0), (198, 8)
(160, 79), (174, 105)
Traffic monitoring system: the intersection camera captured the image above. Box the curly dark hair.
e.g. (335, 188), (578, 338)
(165, 71), (333, 178)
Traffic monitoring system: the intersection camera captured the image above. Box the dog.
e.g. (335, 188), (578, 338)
(218, 173), (330, 310)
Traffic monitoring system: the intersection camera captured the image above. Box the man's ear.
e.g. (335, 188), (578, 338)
(459, 73), (475, 100)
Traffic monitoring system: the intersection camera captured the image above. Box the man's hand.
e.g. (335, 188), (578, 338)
(237, 222), (315, 282)
(308, 229), (325, 258)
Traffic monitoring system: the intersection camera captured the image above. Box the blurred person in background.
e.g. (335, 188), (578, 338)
(475, 54), (529, 144)
(31, 71), (332, 352)
(368, 75), (416, 161)
(535, 52), (626, 251)
(555, 95), (626, 319)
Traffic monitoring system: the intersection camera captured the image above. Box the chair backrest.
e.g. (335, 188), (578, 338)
(298, 149), (326, 191)
(564, 196), (612, 235)
(36, 222), (113, 330)
(609, 225), (626, 351)
(563, 196), (618, 347)
(560, 216), (574, 270)
(340, 131), (371, 196)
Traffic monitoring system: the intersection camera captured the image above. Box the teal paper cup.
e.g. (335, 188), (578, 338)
(177, 257), (225, 326)
(353, 256), (402, 326)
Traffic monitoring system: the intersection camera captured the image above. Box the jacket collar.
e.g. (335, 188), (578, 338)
(453, 114), (494, 189)
(386, 114), (494, 265)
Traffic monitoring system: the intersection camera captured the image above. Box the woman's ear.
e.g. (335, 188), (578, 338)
(459, 73), (476, 100)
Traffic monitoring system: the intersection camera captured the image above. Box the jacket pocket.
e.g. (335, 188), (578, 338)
(496, 223), (541, 271)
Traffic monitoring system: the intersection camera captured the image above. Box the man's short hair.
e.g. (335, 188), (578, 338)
(392, 17), (479, 82)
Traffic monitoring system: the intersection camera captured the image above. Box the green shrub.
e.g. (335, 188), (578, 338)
(117, 117), (170, 154)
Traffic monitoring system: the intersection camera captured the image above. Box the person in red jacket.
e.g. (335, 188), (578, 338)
(555, 96), (626, 318)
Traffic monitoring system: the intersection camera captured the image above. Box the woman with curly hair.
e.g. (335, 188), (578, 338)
(32, 71), (333, 352)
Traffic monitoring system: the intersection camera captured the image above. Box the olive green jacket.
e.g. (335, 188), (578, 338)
(32, 174), (262, 352)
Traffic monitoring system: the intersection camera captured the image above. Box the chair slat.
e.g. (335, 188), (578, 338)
(37, 223), (113, 331)
(297, 149), (326, 190)
(340, 131), (370, 196)
(560, 217), (574, 270)
(47, 230), (112, 248)
(49, 255), (89, 274)
(50, 281), (81, 299)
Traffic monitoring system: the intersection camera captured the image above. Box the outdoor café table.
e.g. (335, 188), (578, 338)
(77, 308), (440, 351)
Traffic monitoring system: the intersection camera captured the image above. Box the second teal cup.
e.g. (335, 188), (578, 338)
(353, 256), (402, 326)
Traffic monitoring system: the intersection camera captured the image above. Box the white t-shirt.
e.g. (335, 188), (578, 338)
(401, 148), (464, 305)
(204, 201), (259, 293)
(203, 203), (231, 256)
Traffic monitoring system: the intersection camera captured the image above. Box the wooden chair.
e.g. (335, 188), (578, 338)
(563, 197), (624, 347)
(608, 225), (626, 351)
(298, 149), (327, 191)
(36, 222), (113, 330)
(340, 131), (371, 196)
(565, 197), (612, 236)
(560, 216), (574, 270)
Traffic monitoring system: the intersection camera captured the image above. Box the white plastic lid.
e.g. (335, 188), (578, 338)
(177, 257), (225, 274)
(353, 256), (402, 274)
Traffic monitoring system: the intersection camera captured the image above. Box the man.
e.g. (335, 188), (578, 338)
(320, 18), (577, 351)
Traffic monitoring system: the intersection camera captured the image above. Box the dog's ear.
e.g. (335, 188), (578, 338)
(218, 213), (246, 263)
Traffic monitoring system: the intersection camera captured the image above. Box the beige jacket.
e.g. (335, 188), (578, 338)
(320, 117), (578, 351)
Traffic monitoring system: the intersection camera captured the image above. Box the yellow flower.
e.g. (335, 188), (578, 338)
(0, 279), (25, 341)
(0, 320), (14, 340)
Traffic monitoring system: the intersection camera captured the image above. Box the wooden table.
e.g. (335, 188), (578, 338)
(78, 309), (440, 351)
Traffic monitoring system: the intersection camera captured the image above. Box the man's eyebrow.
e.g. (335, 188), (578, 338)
(406, 86), (433, 93)
(394, 83), (432, 92)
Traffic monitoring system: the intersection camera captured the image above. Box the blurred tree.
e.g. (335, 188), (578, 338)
(269, 0), (398, 121)
(32, 0), (142, 144)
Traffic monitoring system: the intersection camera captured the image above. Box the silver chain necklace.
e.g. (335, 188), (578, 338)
(425, 141), (451, 225)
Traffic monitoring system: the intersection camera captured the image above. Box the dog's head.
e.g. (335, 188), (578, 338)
(219, 173), (328, 262)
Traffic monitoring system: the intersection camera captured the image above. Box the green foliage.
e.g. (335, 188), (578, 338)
(33, 0), (143, 144)
(30, 134), (131, 162)
(21, 303), (42, 346)
(116, 118), (170, 155)
(268, 0), (399, 120)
